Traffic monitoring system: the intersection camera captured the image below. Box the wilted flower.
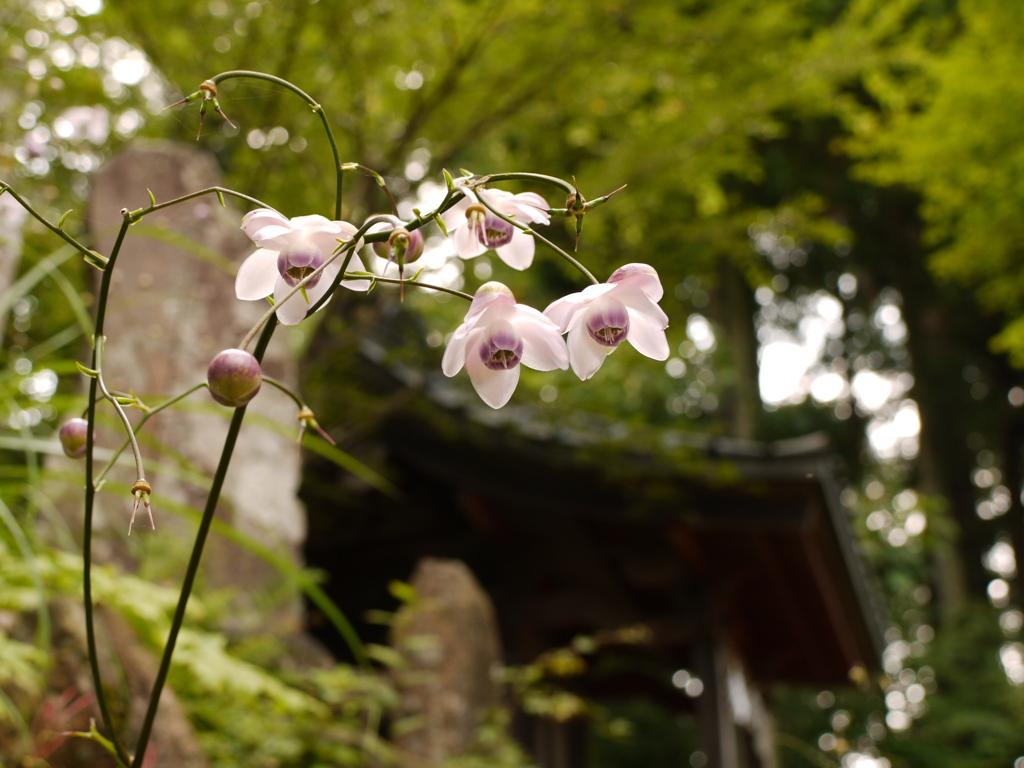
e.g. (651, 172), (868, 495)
(544, 263), (669, 380)
(236, 209), (370, 325)
(443, 282), (568, 408)
(207, 348), (262, 407)
(442, 189), (550, 270)
(130, 479), (155, 535)
(58, 418), (92, 458)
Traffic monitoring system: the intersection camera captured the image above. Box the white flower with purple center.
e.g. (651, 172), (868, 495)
(544, 263), (670, 380)
(235, 209), (370, 325)
(443, 282), (569, 408)
(442, 188), (550, 270)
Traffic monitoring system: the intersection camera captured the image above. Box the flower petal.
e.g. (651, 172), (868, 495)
(466, 343), (521, 408)
(454, 224), (488, 259)
(567, 321), (612, 380)
(508, 192), (551, 224)
(608, 263), (664, 301)
(241, 209), (289, 239)
(513, 308), (569, 371)
(273, 279), (316, 326)
(495, 231), (534, 270)
(441, 196), (471, 232)
(616, 284), (670, 327)
(625, 306), (670, 360)
(235, 248), (280, 300)
(442, 326), (479, 376)
(543, 292), (584, 331)
(289, 214), (334, 230)
(544, 283), (616, 330)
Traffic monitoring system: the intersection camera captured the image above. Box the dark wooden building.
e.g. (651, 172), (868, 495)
(302, 360), (885, 768)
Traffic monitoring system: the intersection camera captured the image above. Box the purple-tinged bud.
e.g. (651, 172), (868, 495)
(585, 297), (630, 348)
(59, 418), (92, 458)
(277, 240), (326, 288)
(479, 320), (524, 371)
(207, 349), (262, 407)
(372, 225), (424, 262)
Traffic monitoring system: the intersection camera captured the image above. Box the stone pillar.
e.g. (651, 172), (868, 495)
(0, 192), (28, 338)
(391, 557), (504, 762)
(83, 141), (306, 635)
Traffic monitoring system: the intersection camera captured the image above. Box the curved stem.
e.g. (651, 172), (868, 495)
(83, 213), (133, 766)
(261, 375), (305, 409)
(0, 182), (97, 262)
(130, 317), (278, 768)
(127, 186), (277, 223)
(209, 71), (345, 219)
(472, 171), (577, 196)
(360, 274), (472, 301)
(94, 383), (208, 489)
(93, 338), (145, 483)
(475, 193), (599, 284)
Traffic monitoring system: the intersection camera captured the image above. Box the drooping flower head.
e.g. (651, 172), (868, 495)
(367, 222), (426, 282)
(442, 188), (550, 270)
(544, 263), (669, 380)
(443, 282), (569, 408)
(236, 209), (370, 325)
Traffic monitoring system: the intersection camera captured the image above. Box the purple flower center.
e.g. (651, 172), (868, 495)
(481, 213), (514, 248)
(466, 204), (515, 250)
(586, 298), (629, 347)
(479, 321), (524, 371)
(278, 241), (325, 288)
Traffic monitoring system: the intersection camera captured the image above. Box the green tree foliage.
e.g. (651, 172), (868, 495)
(8, 0), (1024, 765)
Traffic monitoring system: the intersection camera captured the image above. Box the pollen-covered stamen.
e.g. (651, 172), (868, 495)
(277, 241), (326, 288)
(479, 320), (524, 371)
(464, 204), (488, 242)
(585, 297), (630, 348)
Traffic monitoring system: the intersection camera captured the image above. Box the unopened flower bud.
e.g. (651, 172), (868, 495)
(207, 348), (262, 407)
(59, 418), (92, 458)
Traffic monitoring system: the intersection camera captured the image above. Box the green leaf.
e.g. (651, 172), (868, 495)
(75, 361), (98, 378)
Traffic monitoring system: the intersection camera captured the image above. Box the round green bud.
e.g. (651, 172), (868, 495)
(207, 349), (262, 408)
(59, 418), (92, 458)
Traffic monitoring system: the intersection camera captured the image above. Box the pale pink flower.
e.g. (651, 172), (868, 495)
(235, 209), (369, 325)
(544, 263), (669, 380)
(442, 189), (550, 270)
(443, 282), (568, 408)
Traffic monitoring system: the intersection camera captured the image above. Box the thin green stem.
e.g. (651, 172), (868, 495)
(208, 71), (344, 219)
(94, 383), (208, 489)
(130, 317), (278, 768)
(0, 182), (97, 262)
(93, 338), (145, 483)
(360, 274), (472, 301)
(83, 213), (132, 766)
(471, 171), (577, 196)
(342, 164), (399, 216)
(261, 375), (304, 409)
(127, 186), (276, 223)
(474, 193), (599, 284)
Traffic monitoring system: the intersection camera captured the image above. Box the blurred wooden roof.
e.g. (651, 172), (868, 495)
(365, 406), (885, 686)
